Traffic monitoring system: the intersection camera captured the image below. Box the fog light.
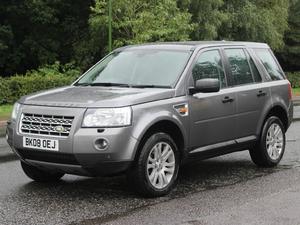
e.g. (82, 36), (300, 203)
(94, 138), (109, 151)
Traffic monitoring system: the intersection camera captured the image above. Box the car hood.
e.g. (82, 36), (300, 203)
(19, 86), (175, 108)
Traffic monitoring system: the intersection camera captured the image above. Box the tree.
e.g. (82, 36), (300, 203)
(0, 0), (295, 76)
(89, 0), (194, 50)
(219, 0), (289, 50)
(188, 0), (228, 40)
(0, 0), (93, 76)
(279, 0), (300, 71)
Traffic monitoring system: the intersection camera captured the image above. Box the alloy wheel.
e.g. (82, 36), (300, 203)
(146, 142), (176, 189)
(266, 123), (284, 160)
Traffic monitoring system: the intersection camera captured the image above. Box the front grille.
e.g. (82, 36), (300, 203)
(20, 113), (74, 137)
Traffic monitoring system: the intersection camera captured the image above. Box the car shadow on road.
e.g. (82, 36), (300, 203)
(17, 154), (281, 200)
(11, 153), (288, 225)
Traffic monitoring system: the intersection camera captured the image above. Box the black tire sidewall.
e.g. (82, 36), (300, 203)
(260, 116), (286, 165)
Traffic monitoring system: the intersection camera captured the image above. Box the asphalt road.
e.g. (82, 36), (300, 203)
(0, 121), (300, 225)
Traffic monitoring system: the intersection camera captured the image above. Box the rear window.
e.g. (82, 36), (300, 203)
(254, 49), (284, 81)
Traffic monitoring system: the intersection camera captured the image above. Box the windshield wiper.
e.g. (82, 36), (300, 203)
(76, 82), (130, 87)
(74, 83), (90, 86)
(74, 82), (171, 88)
(131, 84), (172, 89)
(90, 82), (131, 87)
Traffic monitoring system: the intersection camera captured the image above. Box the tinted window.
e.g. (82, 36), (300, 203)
(254, 49), (284, 80)
(246, 51), (262, 83)
(225, 49), (254, 86)
(192, 50), (226, 88)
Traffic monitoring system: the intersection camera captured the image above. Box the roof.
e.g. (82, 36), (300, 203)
(117, 41), (269, 52)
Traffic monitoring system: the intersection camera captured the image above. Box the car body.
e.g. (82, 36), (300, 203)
(6, 41), (293, 196)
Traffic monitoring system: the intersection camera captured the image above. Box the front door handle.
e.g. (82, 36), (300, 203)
(257, 90), (266, 97)
(222, 96), (234, 103)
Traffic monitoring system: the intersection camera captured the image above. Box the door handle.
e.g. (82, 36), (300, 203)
(257, 90), (266, 97)
(222, 96), (234, 103)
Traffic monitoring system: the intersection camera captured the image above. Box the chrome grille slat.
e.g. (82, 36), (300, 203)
(20, 113), (74, 137)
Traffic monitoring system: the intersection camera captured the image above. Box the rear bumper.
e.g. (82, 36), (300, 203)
(288, 101), (294, 127)
(6, 105), (139, 176)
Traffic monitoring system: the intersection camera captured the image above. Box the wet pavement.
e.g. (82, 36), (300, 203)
(0, 121), (300, 225)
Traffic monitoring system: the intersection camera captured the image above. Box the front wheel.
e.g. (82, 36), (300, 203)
(250, 116), (286, 167)
(21, 161), (64, 182)
(127, 133), (180, 197)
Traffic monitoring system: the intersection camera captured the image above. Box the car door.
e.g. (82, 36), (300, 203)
(188, 48), (237, 150)
(223, 48), (270, 140)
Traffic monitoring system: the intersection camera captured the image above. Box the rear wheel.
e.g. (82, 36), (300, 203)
(21, 161), (64, 182)
(127, 132), (180, 197)
(250, 116), (285, 167)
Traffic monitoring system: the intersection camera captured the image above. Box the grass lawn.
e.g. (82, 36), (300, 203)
(0, 104), (13, 121)
(293, 88), (300, 96)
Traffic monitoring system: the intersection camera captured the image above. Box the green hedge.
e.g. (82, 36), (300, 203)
(0, 62), (80, 104)
(287, 72), (300, 88)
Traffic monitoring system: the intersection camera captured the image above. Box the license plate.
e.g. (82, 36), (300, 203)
(23, 136), (59, 151)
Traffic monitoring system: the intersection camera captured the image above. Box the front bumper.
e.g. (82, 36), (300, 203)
(6, 105), (138, 176)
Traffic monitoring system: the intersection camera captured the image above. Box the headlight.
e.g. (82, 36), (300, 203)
(82, 107), (132, 127)
(11, 102), (21, 120)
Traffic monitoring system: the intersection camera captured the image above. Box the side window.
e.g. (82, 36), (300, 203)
(225, 48), (254, 86)
(245, 51), (262, 83)
(254, 49), (284, 80)
(192, 50), (226, 88)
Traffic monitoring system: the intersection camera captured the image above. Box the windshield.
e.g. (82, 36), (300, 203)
(75, 49), (191, 88)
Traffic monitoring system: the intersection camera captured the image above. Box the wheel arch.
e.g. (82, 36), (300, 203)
(259, 104), (289, 134)
(133, 118), (187, 162)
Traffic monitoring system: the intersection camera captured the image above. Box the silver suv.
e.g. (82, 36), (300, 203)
(7, 41), (293, 197)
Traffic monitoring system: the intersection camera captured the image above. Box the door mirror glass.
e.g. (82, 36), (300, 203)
(190, 78), (220, 94)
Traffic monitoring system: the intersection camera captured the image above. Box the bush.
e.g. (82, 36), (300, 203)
(287, 72), (300, 88)
(0, 62), (80, 104)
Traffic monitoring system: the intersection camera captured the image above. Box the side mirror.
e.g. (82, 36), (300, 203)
(189, 78), (220, 95)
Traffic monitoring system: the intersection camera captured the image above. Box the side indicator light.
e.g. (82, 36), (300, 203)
(174, 104), (189, 116)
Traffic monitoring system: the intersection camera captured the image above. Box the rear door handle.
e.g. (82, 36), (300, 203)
(257, 90), (266, 97)
(222, 96), (234, 103)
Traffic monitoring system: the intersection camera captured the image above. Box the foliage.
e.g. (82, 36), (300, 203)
(188, 0), (228, 40)
(0, 63), (80, 104)
(218, 0), (289, 50)
(90, 0), (194, 49)
(278, 0), (300, 71)
(0, 0), (298, 77)
(293, 87), (300, 96)
(287, 72), (300, 88)
(0, 0), (92, 76)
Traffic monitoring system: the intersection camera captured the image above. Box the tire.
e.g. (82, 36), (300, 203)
(21, 161), (64, 182)
(250, 116), (286, 167)
(127, 132), (180, 197)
